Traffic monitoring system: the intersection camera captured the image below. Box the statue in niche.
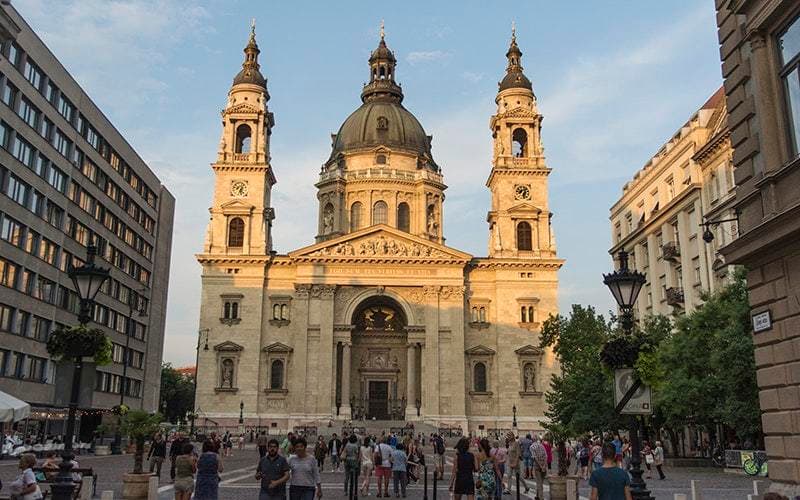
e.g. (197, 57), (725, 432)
(221, 359), (234, 388)
(390, 356), (398, 369)
(524, 363), (535, 392)
(374, 352), (386, 368)
(322, 206), (334, 234)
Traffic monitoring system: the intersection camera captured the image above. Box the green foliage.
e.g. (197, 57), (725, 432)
(655, 269), (761, 440)
(46, 325), (112, 365)
(159, 363), (195, 424)
(120, 410), (163, 474)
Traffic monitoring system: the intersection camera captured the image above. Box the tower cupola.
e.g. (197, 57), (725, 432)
(233, 20), (267, 89)
(361, 21), (403, 104)
(499, 23), (533, 92)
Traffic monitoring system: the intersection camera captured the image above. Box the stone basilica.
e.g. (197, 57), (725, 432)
(194, 25), (563, 434)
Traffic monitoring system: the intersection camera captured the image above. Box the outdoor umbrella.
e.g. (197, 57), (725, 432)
(0, 390), (30, 422)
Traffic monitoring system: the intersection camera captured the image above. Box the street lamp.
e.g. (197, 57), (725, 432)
(512, 404), (517, 429)
(52, 245), (110, 500)
(189, 329), (210, 439)
(604, 250), (652, 500)
(112, 289), (147, 455)
(239, 400), (244, 425)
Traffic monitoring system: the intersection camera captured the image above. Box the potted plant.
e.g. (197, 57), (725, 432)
(120, 409), (163, 500)
(543, 422), (579, 500)
(93, 423), (113, 455)
(46, 325), (112, 364)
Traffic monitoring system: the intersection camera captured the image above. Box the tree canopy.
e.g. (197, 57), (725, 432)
(159, 363), (195, 424)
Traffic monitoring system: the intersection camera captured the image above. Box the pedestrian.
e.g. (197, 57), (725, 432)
(173, 443), (197, 500)
(374, 436), (393, 497)
(612, 435), (623, 468)
(169, 432), (187, 481)
(239, 433), (245, 451)
(281, 432), (296, 457)
(450, 436), (477, 500)
(258, 431), (269, 459)
(519, 433), (533, 479)
(475, 438), (497, 500)
(653, 441), (666, 480)
(541, 438), (553, 472)
(621, 438), (631, 470)
(256, 438), (290, 500)
(589, 442), (632, 500)
(641, 441), (654, 479)
(578, 439), (590, 480)
(432, 433), (446, 480)
(490, 439), (506, 498)
(359, 436), (375, 496)
(504, 433), (522, 495)
(288, 437), (322, 500)
(195, 439), (224, 499)
(343, 434), (361, 496)
(407, 440), (425, 483)
(529, 436), (548, 500)
(148, 433), (167, 479)
(8, 453), (41, 500)
(328, 433), (342, 472)
(222, 432), (232, 457)
(390, 443), (408, 498)
(590, 439), (603, 474)
(314, 436), (328, 471)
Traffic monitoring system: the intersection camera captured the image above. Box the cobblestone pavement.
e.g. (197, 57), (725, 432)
(0, 446), (771, 499)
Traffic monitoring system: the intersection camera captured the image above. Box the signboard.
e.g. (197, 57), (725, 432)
(614, 368), (652, 415)
(752, 310), (772, 333)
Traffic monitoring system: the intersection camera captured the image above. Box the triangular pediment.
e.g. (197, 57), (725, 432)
(465, 345), (496, 356)
(503, 107), (537, 119)
(515, 344), (544, 356)
(507, 202), (543, 214)
(227, 102), (261, 114)
(214, 341), (244, 352)
(289, 225), (472, 262)
(220, 199), (255, 213)
(262, 342), (293, 353)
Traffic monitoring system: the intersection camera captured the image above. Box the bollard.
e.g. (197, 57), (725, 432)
(690, 479), (702, 500)
(423, 465), (428, 500)
(79, 476), (94, 500)
(147, 476), (159, 500)
(516, 470), (521, 500)
(353, 466), (359, 500)
(753, 480), (763, 495)
(433, 465), (438, 500)
(101, 492), (114, 500)
(566, 478), (577, 500)
(674, 494), (688, 500)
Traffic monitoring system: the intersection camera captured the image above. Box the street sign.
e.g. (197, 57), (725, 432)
(614, 368), (652, 415)
(752, 310), (772, 333)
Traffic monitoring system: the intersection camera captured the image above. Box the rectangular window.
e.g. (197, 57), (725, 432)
(1, 80), (16, 107)
(26, 356), (46, 382)
(12, 309), (28, 336)
(24, 229), (39, 255)
(7, 42), (19, 67)
(780, 15), (800, 155)
(5, 173), (28, 205)
(0, 215), (23, 247)
(38, 237), (58, 265)
(56, 94), (74, 123)
(71, 146), (82, 167)
(82, 159), (97, 182)
(39, 117), (53, 141)
(85, 126), (99, 150)
(44, 82), (57, 104)
(28, 189), (43, 216)
(693, 257), (701, 285)
(33, 153), (48, 177)
(29, 316), (50, 341)
(45, 201), (64, 229)
(34, 276), (56, 304)
(0, 258), (17, 288)
(23, 59), (43, 91)
(0, 122), (9, 149)
(10, 135), (33, 167)
(0, 304), (11, 331)
(17, 97), (39, 128)
(52, 129), (71, 158)
(47, 165), (67, 193)
(18, 270), (33, 295)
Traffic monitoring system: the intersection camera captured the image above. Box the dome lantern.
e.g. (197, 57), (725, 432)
(233, 19), (267, 89)
(361, 21), (404, 104)
(498, 22), (533, 92)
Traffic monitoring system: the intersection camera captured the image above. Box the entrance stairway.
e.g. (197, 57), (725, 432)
(323, 419), (440, 439)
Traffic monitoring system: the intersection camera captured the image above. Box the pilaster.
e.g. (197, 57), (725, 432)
(422, 285), (440, 416)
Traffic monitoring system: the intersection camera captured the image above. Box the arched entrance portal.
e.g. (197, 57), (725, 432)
(347, 296), (408, 420)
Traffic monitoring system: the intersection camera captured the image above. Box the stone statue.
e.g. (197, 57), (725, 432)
(322, 207), (334, 234)
(524, 364), (535, 392)
(221, 359), (234, 388)
(427, 210), (437, 235)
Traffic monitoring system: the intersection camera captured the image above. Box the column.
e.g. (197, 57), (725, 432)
(317, 285), (336, 416)
(340, 342), (352, 419)
(289, 284), (311, 419)
(405, 344), (417, 420)
(422, 286), (440, 417)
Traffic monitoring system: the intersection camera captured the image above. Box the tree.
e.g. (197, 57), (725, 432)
(656, 270), (761, 443)
(120, 409), (162, 474)
(159, 363), (195, 424)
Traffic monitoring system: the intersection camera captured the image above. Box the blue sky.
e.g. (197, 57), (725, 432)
(17, 0), (723, 366)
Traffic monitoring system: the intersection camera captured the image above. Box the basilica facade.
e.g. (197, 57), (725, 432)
(194, 25), (564, 434)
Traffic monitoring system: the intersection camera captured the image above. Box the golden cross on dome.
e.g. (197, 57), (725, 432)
(250, 18), (256, 36)
(511, 20), (516, 43)
(380, 19), (385, 40)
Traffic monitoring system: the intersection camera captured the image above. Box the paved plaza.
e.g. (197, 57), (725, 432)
(0, 444), (770, 499)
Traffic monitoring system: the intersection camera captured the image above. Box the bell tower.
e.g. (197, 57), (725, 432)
(486, 26), (556, 259)
(204, 21), (276, 256)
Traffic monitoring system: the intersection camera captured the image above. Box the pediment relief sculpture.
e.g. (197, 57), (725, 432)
(310, 235), (451, 259)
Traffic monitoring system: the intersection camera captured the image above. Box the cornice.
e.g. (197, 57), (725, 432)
(468, 258), (564, 270)
(291, 256), (470, 266)
(196, 253), (270, 265)
(692, 129), (731, 165)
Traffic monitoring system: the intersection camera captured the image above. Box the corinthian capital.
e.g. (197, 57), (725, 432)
(422, 285), (440, 299)
(294, 283), (311, 299)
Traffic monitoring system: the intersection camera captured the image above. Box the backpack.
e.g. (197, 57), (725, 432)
(592, 447), (603, 464)
(434, 437), (445, 455)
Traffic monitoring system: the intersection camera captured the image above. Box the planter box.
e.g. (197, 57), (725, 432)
(547, 475), (580, 500)
(94, 445), (111, 456)
(122, 473), (151, 500)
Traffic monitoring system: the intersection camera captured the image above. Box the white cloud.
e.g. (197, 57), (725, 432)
(406, 50), (451, 65)
(461, 71), (484, 84)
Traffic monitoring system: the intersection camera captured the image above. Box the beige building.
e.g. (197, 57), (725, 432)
(714, 1), (800, 495)
(194, 27), (563, 434)
(609, 88), (736, 316)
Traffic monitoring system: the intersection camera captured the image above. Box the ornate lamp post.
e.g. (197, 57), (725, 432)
(52, 246), (110, 500)
(512, 404), (517, 429)
(603, 250), (652, 500)
(189, 329), (209, 439)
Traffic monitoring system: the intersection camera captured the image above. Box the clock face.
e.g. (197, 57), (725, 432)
(515, 184), (531, 200)
(230, 181), (248, 197)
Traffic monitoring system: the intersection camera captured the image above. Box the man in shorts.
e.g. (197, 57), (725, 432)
(432, 433), (446, 480)
(519, 433), (533, 479)
(375, 436), (394, 497)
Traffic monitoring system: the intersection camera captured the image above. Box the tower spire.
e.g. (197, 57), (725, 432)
(232, 20), (266, 88)
(361, 23), (403, 103)
(498, 23), (532, 92)
(380, 19), (385, 40)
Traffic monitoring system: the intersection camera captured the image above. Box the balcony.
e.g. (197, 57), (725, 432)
(662, 241), (680, 261)
(665, 287), (684, 307)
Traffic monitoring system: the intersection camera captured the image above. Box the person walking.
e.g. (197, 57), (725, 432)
(195, 439), (224, 500)
(578, 440), (590, 480)
(281, 432), (296, 457)
(491, 439), (506, 499)
(504, 433), (523, 495)
(328, 433), (342, 473)
(407, 440), (425, 483)
(258, 432), (269, 459)
(359, 436), (375, 496)
(239, 433), (245, 451)
(589, 443), (632, 500)
(375, 436), (394, 498)
(519, 434), (533, 480)
(390, 443), (408, 498)
(641, 441), (654, 479)
(653, 441), (666, 480)
(222, 431), (233, 457)
(590, 439), (603, 474)
(148, 433), (167, 479)
(432, 433), (446, 480)
(256, 438), (290, 500)
(541, 438), (553, 472)
(288, 438), (322, 500)
(450, 437), (476, 500)
(475, 438), (497, 500)
(315, 436), (328, 471)
(343, 434), (361, 496)
(173, 443), (197, 500)
(169, 432), (188, 481)
(529, 436), (548, 500)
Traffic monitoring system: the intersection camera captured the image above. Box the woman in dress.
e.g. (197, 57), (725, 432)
(288, 437), (322, 500)
(173, 443), (197, 500)
(315, 436), (328, 471)
(195, 439), (224, 500)
(449, 437), (476, 500)
(359, 436), (374, 496)
(475, 438), (497, 500)
(642, 441), (654, 479)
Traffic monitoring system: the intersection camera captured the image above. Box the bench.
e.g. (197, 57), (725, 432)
(32, 467), (97, 498)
